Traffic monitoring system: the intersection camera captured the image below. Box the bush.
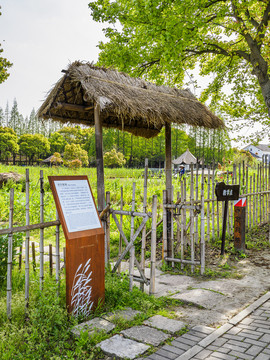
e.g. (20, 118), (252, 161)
(104, 149), (126, 168)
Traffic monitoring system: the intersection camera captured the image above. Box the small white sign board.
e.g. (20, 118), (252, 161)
(54, 179), (101, 233)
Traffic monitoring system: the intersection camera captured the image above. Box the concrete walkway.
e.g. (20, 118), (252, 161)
(144, 291), (270, 360)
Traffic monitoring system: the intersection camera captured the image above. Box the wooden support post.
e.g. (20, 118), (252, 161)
(25, 169), (30, 310)
(7, 188), (14, 319)
(150, 195), (157, 295)
(195, 163), (199, 244)
(40, 170), (44, 289)
(221, 200), (228, 255)
(94, 102), (105, 212)
(165, 122), (172, 257)
(106, 191), (111, 264)
(141, 158), (148, 291)
(234, 206), (246, 252)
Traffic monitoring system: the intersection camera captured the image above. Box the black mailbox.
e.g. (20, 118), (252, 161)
(215, 182), (240, 201)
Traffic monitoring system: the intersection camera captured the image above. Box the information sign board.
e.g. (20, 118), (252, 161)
(215, 182), (240, 202)
(54, 179), (101, 233)
(49, 176), (105, 315)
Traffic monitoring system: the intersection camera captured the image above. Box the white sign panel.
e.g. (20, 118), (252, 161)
(54, 180), (101, 233)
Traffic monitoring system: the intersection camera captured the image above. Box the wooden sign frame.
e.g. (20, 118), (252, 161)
(48, 175), (105, 315)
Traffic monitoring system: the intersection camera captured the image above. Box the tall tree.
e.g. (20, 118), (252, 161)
(89, 0), (270, 139)
(0, 6), (12, 84)
(0, 107), (4, 127)
(9, 99), (20, 134)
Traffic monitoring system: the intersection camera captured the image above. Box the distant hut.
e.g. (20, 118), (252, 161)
(37, 61), (224, 256)
(172, 149), (197, 171)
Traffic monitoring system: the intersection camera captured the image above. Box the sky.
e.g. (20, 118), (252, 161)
(0, 0), (106, 116)
(0, 1), (268, 147)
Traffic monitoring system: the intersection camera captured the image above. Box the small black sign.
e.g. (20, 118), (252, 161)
(215, 182), (240, 201)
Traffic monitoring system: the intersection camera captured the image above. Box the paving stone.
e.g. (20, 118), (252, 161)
(260, 333), (270, 343)
(254, 354), (270, 360)
(162, 345), (185, 356)
(71, 317), (115, 336)
(102, 307), (141, 322)
(143, 315), (186, 334)
(245, 345), (264, 356)
(97, 334), (150, 360)
(194, 349), (212, 359)
(191, 325), (215, 335)
(155, 348), (177, 359)
(121, 325), (170, 346)
(208, 352), (236, 359)
(229, 351), (253, 360)
(171, 339), (191, 351)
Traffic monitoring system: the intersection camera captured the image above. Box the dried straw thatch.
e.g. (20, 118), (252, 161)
(38, 61), (224, 139)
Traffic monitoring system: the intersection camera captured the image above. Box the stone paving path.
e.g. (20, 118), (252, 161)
(72, 292), (270, 359)
(145, 292), (270, 360)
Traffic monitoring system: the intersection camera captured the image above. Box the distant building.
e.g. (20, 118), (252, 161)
(172, 149), (198, 171)
(242, 144), (270, 162)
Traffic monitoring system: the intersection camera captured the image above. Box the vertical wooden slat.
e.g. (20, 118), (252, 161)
(268, 161), (270, 243)
(195, 163), (199, 244)
(7, 188), (14, 319)
(190, 164), (195, 273)
(118, 187), (123, 273)
(49, 244), (53, 276)
(226, 170), (230, 234)
(176, 191), (180, 252)
(149, 195), (158, 295)
(253, 173), (256, 227)
(212, 165), (215, 241)
(19, 246), (22, 270)
(200, 160), (205, 274)
(207, 168), (211, 242)
(249, 175), (252, 230)
(165, 123), (172, 257)
(25, 169), (30, 310)
(140, 158), (148, 291)
(162, 190), (167, 261)
(55, 210), (60, 291)
(31, 242), (36, 272)
(129, 182), (136, 291)
(106, 191), (111, 263)
(39, 170), (44, 289)
(171, 187), (174, 268)
(94, 102), (105, 212)
(245, 164), (249, 229)
(180, 181), (185, 270)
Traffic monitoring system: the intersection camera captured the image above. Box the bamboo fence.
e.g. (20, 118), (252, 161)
(2, 158), (270, 318)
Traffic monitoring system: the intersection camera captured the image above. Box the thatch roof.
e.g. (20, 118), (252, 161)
(172, 149), (197, 165)
(37, 61), (224, 139)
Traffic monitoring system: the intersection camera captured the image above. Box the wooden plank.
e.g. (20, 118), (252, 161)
(106, 192), (111, 263)
(163, 190), (168, 261)
(55, 210), (60, 292)
(0, 220), (61, 235)
(118, 187), (123, 273)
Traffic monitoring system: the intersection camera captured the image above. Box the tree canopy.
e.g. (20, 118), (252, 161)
(89, 0), (270, 140)
(0, 7), (12, 84)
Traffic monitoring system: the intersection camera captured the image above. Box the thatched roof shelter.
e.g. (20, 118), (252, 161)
(37, 61), (224, 139)
(38, 61), (224, 258)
